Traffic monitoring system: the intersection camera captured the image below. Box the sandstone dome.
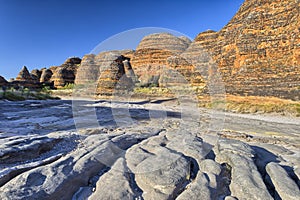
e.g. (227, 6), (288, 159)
(136, 33), (191, 54)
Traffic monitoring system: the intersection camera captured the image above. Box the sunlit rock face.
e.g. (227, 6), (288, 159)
(40, 68), (53, 84)
(50, 57), (81, 88)
(13, 66), (41, 88)
(190, 0), (300, 100)
(16, 66), (33, 82)
(130, 33), (192, 87)
(75, 50), (136, 96)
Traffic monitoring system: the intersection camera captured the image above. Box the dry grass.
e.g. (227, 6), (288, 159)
(133, 87), (174, 98)
(199, 95), (300, 116)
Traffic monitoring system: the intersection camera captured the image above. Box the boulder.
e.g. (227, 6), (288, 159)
(88, 158), (137, 200)
(75, 50), (135, 96)
(75, 50), (133, 86)
(64, 57), (81, 65)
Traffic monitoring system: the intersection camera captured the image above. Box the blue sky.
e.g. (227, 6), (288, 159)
(0, 0), (244, 79)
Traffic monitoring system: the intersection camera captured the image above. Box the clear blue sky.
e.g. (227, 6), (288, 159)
(0, 0), (244, 79)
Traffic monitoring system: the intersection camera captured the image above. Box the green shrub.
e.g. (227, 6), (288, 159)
(3, 92), (26, 101)
(61, 83), (75, 90)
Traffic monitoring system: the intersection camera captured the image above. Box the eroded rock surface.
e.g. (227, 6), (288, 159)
(0, 99), (299, 200)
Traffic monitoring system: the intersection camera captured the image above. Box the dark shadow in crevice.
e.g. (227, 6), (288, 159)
(281, 165), (300, 189)
(251, 145), (281, 198)
(215, 163), (232, 199)
(205, 149), (216, 160)
(127, 171), (144, 200)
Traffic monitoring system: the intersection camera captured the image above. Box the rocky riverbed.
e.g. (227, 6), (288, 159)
(0, 99), (299, 200)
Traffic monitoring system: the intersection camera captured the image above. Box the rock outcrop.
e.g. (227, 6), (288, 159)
(75, 50), (136, 96)
(40, 68), (53, 83)
(130, 33), (192, 87)
(50, 57), (81, 88)
(12, 66), (42, 88)
(16, 66), (33, 82)
(190, 0), (300, 100)
(97, 54), (134, 96)
(0, 76), (8, 87)
(30, 69), (42, 82)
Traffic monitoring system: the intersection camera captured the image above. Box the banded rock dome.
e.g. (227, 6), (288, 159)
(131, 33), (192, 87)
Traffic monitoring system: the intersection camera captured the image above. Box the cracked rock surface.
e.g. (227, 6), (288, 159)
(0, 99), (299, 200)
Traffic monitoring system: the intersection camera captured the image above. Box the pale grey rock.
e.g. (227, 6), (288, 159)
(205, 172), (218, 189)
(136, 149), (189, 200)
(0, 134), (111, 200)
(215, 139), (273, 200)
(200, 159), (222, 175)
(266, 162), (300, 200)
(0, 136), (62, 163)
(88, 158), (137, 200)
(166, 129), (207, 163)
(294, 167), (300, 187)
(126, 133), (191, 200)
(0, 130), (153, 200)
(176, 172), (211, 200)
(0, 154), (62, 187)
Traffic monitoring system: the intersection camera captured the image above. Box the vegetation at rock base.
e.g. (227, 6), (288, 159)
(131, 87), (300, 117)
(0, 86), (60, 101)
(198, 95), (300, 117)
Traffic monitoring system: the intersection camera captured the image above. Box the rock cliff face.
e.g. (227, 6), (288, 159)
(190, 0), (300, 100)
(50, 57), (81, 88)
(30, 69), (42, 82)
(130, 33), (192, 86)
(75, 50), (136, 96)
(97, 54), (133, 95)
(40, 69), (53, 83)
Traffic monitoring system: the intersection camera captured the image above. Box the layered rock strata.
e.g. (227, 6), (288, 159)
(190, 0), (300, 100)
(130, 33), (192, 87)
(75, 50), (136, 96)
